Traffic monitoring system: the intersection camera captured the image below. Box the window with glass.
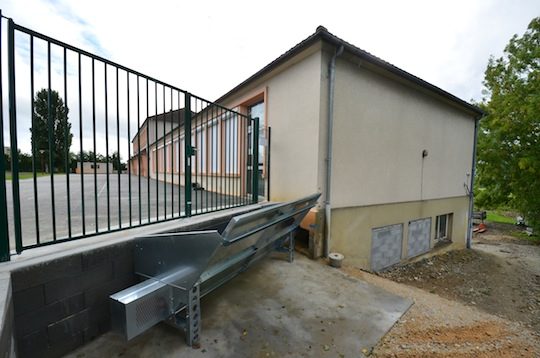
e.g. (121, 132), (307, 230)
(435, 213), (452, 241)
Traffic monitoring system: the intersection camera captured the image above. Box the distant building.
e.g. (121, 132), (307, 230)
(75, 162), (113, 174)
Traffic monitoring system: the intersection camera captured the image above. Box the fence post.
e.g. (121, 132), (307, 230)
(0, 11), (11, 261)
(184, 93), (192, 217)
(8, 18), (23, 254)
(252, 117), (259, 204)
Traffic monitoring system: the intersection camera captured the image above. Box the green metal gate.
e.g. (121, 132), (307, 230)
(0, 11), (259, 261)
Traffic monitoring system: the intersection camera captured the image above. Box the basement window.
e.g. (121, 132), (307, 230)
(435, 213), (452, 241)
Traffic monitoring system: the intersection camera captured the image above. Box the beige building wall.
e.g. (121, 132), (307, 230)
(331, 56), (476, 209)
(217, 43), (478, 263)
(221, 44), (325, 203)
(321, 51), (477, 266)
(330, 196), (469, 269)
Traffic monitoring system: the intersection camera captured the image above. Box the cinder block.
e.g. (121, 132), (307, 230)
(43, 331), (83, 358)
(16, 328), (48, 358)
(44, 262), (113, 304)
(15, 293), (85, 337)
(112, 252), (134, 278)
(87, 304), (109, 326)
(47, 309), (89, 345)
(85, 273), (136, 308)
(81, 244), (131, 271)
(13, 285), (45, 317)
(11, 254), (83, 292)
(83, 323), (100, 343)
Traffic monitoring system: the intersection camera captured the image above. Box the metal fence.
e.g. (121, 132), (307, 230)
(0, 12), (259, 261)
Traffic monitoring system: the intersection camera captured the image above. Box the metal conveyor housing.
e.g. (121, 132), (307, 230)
(109, 193), (320, 347)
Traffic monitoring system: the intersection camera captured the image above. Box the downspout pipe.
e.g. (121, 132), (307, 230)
(466, 116), (481, 249)
(324, 44), (344, 257)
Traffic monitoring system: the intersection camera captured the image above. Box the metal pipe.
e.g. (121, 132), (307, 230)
(466, 116), (481, 249)
(324, 45), (344, 257)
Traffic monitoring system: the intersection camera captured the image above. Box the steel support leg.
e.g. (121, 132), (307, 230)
(288, 231), (295, 263)
(186, 284), (201, 348)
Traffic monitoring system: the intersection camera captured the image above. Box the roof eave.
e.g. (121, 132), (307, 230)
(216, 28), (484, 118)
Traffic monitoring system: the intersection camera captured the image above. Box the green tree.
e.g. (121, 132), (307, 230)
(110, 151), (126, 171)
(475, 17), (540, 230)
(78, 150), (106, 163)
(30, 89), (73, 172)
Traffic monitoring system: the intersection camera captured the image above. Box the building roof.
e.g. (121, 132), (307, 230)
(216, 26), (484, 117)
(131, 108), (190, 144)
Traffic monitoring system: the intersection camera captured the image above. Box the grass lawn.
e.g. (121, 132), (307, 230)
(486, 210), (515, 224)
(5, 172), (48, 180)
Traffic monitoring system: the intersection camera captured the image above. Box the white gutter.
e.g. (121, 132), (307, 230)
(324, 45), (344, 257)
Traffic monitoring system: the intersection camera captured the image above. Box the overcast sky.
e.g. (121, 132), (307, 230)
(1, 0), (539, 158)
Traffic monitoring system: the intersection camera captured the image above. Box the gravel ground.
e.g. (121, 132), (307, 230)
(341, 266), (540, 357)
(378, 224), (540, 332)
(336, 222), (540, 357)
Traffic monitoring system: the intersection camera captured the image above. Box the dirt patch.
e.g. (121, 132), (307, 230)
(341, 266), (540, 357)
(378, 232), (540, 332)
(337, 222), (540, 357)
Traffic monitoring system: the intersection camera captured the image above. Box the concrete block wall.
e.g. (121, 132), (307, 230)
(0, 273), (15, 358)
(7, 208), (248, 358)
(11, 242), (137, 358)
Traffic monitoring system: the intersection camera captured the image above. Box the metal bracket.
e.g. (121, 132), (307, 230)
(185, 283), (201, 348)
(274, 231), (295, 263)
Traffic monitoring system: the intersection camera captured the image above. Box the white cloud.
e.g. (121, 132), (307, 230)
(2, 0), (539, 159)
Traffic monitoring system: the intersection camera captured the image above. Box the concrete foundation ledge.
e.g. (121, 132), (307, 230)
(0, 204), (263, 358)
(0, 272), (15, 358)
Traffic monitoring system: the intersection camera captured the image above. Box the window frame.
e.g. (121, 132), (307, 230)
(435, 213), (451, 241)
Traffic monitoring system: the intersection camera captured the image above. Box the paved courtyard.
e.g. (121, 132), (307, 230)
(5, 174), (246, 249)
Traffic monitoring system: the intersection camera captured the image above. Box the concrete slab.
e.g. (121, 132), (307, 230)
(66, 254), (412, 358)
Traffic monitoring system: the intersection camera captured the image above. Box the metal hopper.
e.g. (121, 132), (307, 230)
(110, 193), (320, 347)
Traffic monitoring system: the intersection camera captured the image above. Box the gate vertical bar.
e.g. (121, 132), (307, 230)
(64, 47), (72, 238)
(104, 64), (110, 231)
(177, 91), (181, 217)
(8, 19), (23, 252)
(30, 35), (40, 244)
(137, 76), (141, 225)
(47, 41), (57, 241)
(92, 59), (98, 232)
(162, 85), (166, 219)
(170, 89), (173, 216)
(251, 117), (259, 204)
(127, 72), (132, 226)
(146, 79), (150, 222)
(116, 67), (121, 228)
(0, 12), (11, 261)
(184, 93), (192, 217)
(78, 53), (86, 236)
(154, 82), (158, 221)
